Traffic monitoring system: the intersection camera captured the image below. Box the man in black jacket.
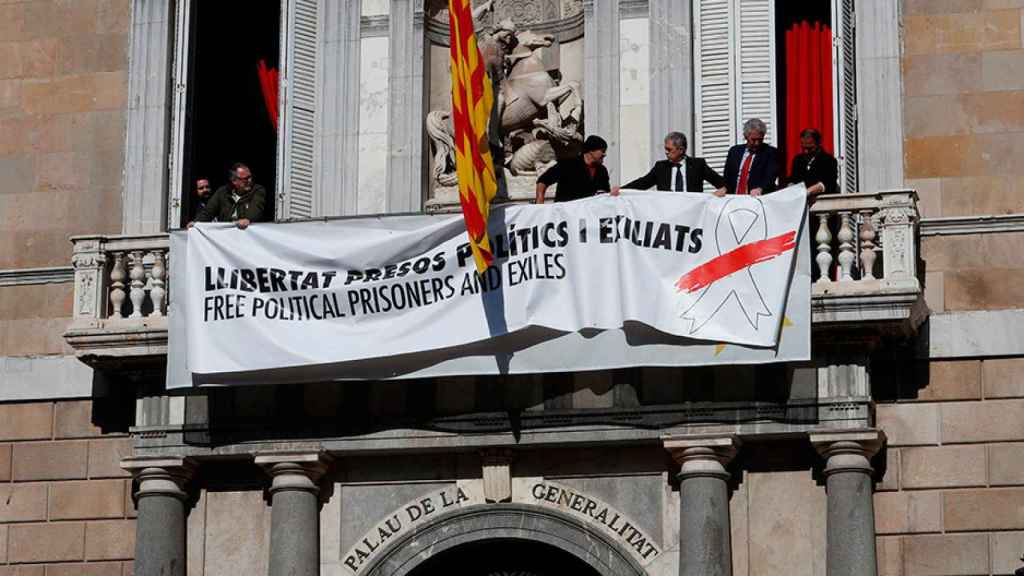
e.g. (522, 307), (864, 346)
(191, 163), (266, 229)
(535, 135), (611, 203)
(613, 131), (727, 196)
(723, 118), (780, 196)
(789, 128), (838, 197)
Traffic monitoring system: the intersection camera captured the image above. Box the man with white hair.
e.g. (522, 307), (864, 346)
(722, 118), (780, 196)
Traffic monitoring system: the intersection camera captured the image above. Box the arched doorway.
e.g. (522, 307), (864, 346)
(363, 504), (647, 576)
(408, 538), (602, 576)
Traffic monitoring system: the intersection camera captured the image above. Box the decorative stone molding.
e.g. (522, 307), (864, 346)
(0, 267), (75, 287)
(619, 0), (648, 19)
(663, 434), (740, 480)
(425, 5), (585, 45)
(255, 451), (333, 497)
(809, 429), (885, 476)
(122, 456), (197, 502)
(361, 14), (391, 38)
(361, 504), (646, 576)
(480, 448), (513, 503)
(811, 190), (926, 341)
(64, 234), (170, 368)
(920, 213), (1024, 237)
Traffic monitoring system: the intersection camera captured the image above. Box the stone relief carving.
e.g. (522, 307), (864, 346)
(427, 0), (583, 205)
(561, 0), (583, 17)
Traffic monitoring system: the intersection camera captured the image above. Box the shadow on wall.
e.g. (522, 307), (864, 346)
(171, 361), (821, 447)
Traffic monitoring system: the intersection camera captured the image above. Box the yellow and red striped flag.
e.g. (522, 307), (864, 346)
(448, 0), (498, 274)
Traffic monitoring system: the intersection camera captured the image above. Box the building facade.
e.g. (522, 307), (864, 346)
(0, 0), (1023, 575)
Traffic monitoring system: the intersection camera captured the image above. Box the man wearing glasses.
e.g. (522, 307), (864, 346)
(191, 163), (266, 229)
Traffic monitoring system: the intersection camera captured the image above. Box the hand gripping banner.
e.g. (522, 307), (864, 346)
(167, 186), (809, 385)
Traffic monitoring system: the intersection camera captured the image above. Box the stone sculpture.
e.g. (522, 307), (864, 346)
(427, 1), (584, 202)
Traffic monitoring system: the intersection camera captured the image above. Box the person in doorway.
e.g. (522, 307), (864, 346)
(788, 127), (838, 197)
(535, 135), (611, 203)
(191, 163), (266, 229)
(192, 178), (213, 220)
(612, 131), (727, 196)
(723, 118), (781, 196)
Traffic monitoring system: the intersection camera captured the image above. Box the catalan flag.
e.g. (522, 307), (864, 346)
(448, 0), (497, 274)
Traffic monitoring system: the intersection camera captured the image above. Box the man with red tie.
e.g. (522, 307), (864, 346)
(723, 118), (780, 196)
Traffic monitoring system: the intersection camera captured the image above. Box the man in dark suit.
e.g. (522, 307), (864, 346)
(723, 118), (780, 196)
(789, 127), (838, 197)
(613, 132), (727, 196)
(535, 135), (611, 203)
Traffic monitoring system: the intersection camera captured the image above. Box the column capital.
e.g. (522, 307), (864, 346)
(256, 452), (333, 496)
(663, 435), (741, 481)
(810, 429), (886, 476)
(121, 456), (197, 501)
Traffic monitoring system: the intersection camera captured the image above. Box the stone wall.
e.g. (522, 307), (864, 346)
(905, 0), (1024, 312)
(875, 358), (1024, 575)
(0, 399), (135, 575)
(0, 0), (130, 360)
(876, 3), (1024, 573)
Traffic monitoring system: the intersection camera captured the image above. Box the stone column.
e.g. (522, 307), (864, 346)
(583, 0), (621, 180)
(122, 457), (196, 576)
(256, 452), (333, 576)
(386, 0), (426, 212)
(810, 430), (885, 576)
(124, 0), (174, 233)
(321, 0), (363, 216)
(664, 435), (741, 576)
(649, 0), (693, 155)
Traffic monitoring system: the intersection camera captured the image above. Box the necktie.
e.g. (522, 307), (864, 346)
(737, 152), (754, 195)
(673, 163), (683, 191)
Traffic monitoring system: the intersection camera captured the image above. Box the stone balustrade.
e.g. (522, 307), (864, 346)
(64, 234), (170, 366)
(810, 190), (919, 292)
(63, 190), (927, 365)
(809, 190), (926, 337)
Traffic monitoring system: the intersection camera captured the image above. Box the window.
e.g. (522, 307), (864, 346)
(694, 0), (857, 193)
(167, 0), (320, 227)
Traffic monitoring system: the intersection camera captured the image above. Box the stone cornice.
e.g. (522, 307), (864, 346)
(920, 213), (1024, 236)
(0, 266), (74, 287)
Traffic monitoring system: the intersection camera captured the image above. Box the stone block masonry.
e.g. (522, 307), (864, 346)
(0, 399), (134, 574)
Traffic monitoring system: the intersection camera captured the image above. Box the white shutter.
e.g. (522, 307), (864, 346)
(695, 0), (776, 192)
(277, 0), (320, 220)
(833, 0), (857, 193)
(694, 0), (736, 191)
(167, 0), (194, 228)
(736, 0), (776, 146)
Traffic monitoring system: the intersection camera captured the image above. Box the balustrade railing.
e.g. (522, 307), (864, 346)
(64, 191), (925, 362)
(809, 190), (920, 295)
(68, 234), (170, 326)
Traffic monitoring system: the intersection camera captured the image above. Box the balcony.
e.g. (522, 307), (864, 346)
(64, 190), (926, 369)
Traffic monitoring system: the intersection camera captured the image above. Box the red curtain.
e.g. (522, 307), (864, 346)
(784, 21), (833, 177)
(257, 59), (280, 133)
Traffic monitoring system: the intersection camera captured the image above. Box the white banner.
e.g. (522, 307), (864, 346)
(168, 186), (810, 386)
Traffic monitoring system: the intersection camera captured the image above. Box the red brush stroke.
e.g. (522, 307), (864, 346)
(675, 230), (797, 293)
